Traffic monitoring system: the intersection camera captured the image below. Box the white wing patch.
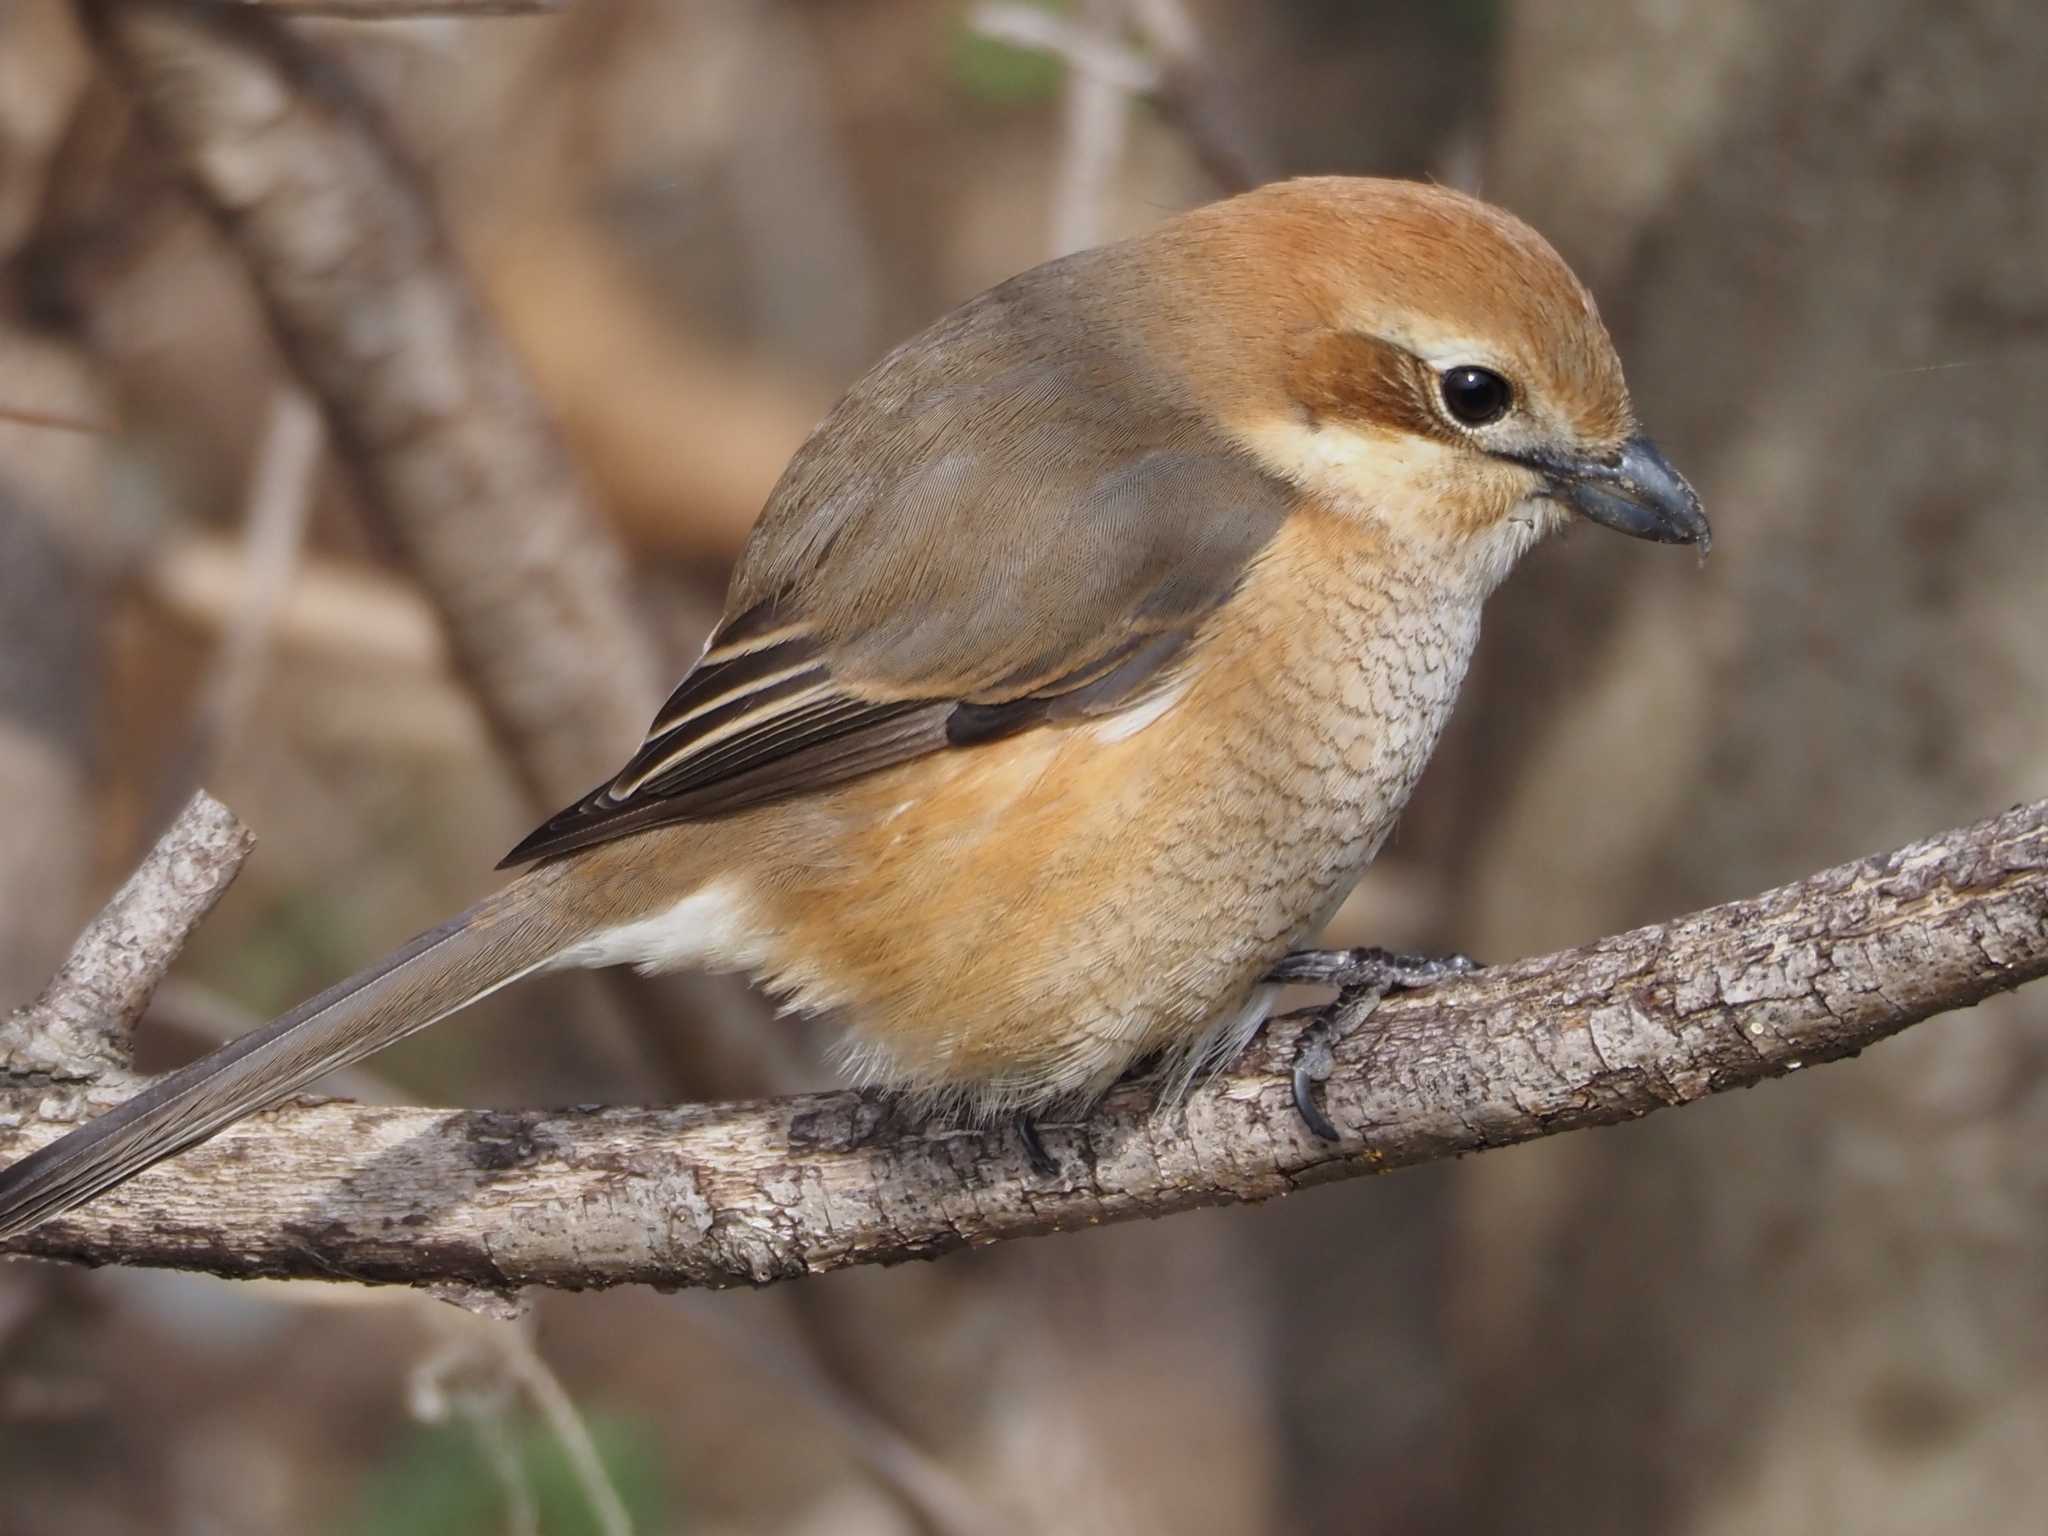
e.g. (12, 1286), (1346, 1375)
(1087, 676), (1191, 745)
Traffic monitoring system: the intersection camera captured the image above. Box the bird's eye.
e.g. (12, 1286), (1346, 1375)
(1440, 366), (1513, 427)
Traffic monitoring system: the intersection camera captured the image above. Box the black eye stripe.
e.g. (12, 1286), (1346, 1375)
(1440, 366), (1513, 427)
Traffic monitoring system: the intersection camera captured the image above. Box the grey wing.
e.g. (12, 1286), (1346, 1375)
(502, 271), (1294, 867)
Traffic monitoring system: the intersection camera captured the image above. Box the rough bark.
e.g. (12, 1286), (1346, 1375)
(0, 791), (252, 1085)
(2, 798), (2040, 1293)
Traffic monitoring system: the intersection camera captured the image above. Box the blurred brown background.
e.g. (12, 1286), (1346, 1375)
(2, 1), (2045, 1532)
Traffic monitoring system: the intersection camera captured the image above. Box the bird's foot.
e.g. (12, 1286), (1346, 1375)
(1015, 1113), (1060, 1178)
(1266, 947), (1480, 1142)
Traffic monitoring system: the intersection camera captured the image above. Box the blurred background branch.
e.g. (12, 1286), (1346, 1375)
(78, 0), (659, 811)
(232, 1), (565, 16)
(164, 388), (321, 812)
(0, 491), (99, 1042)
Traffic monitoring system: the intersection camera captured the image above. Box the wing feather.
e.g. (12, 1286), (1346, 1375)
(502, 252), (1299, 868)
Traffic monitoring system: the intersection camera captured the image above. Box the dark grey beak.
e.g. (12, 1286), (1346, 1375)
(1526, 435), (1711, 553)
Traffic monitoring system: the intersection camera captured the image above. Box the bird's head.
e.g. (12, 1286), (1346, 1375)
(1149, 177), (1709, 591)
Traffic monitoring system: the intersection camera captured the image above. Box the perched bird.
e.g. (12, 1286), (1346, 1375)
(0, 177), (1706, 1239)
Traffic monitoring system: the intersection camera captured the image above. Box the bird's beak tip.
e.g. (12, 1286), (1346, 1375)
(1533, 434), (1711, 555)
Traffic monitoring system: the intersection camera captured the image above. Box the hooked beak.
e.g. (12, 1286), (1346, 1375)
(1520, 435), (1711, 553)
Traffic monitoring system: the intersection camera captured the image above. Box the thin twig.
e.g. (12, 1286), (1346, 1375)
(972, 0), (1271, 203)
(2, 798), (2041, 1291)
(0, 405), (112, 434)
(971, 5), (1161, 94)
(678, 1298), (1011, 1536)
(1052, 0), (1135, 256)
(975, 0), (1143, 257)
(408, 1322), (542, 1534)
(0, 792), (253, 1082)
(469, 1411), (541, 1536)
(174, 390), (322, 798)
(1122, 0), (1269, 192)
(146, 536), (447, 672)
(499, 1323), (634, 1536)
(407, 1305), (631, 1535)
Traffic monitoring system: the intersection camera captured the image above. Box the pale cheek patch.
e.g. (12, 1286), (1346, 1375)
(1238, 415), (1557, 583)
(1238, 417), (1460, 539)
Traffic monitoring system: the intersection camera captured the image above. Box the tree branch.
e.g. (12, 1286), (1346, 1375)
(3, 799), (2041, 1294)
(0, 792), (253, 1087)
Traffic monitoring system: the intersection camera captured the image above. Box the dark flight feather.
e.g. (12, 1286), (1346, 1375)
(503, 255), (1297, 869)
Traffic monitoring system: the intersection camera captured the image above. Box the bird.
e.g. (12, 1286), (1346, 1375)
(0, 176), (1707, 1240)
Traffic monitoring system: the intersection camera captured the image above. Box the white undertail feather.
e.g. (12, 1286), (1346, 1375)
(552, 880), (771, 977)
(558, 880), (871, 1032)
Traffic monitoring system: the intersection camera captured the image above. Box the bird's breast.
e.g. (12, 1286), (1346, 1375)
(599, 510), (1490, 1111)
(1166, 507), (1484, 918)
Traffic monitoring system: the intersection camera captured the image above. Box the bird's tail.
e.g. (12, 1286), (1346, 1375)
(0, 861), (584, 1241)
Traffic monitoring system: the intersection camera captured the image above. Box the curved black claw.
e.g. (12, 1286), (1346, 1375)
(1290, 1021), (1342, 1143)
(1271, 947), (1480, 1142)
(1016, 1114), (1059, 1178)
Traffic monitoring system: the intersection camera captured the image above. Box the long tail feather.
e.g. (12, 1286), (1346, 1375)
(0, 865), (580, 1241)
